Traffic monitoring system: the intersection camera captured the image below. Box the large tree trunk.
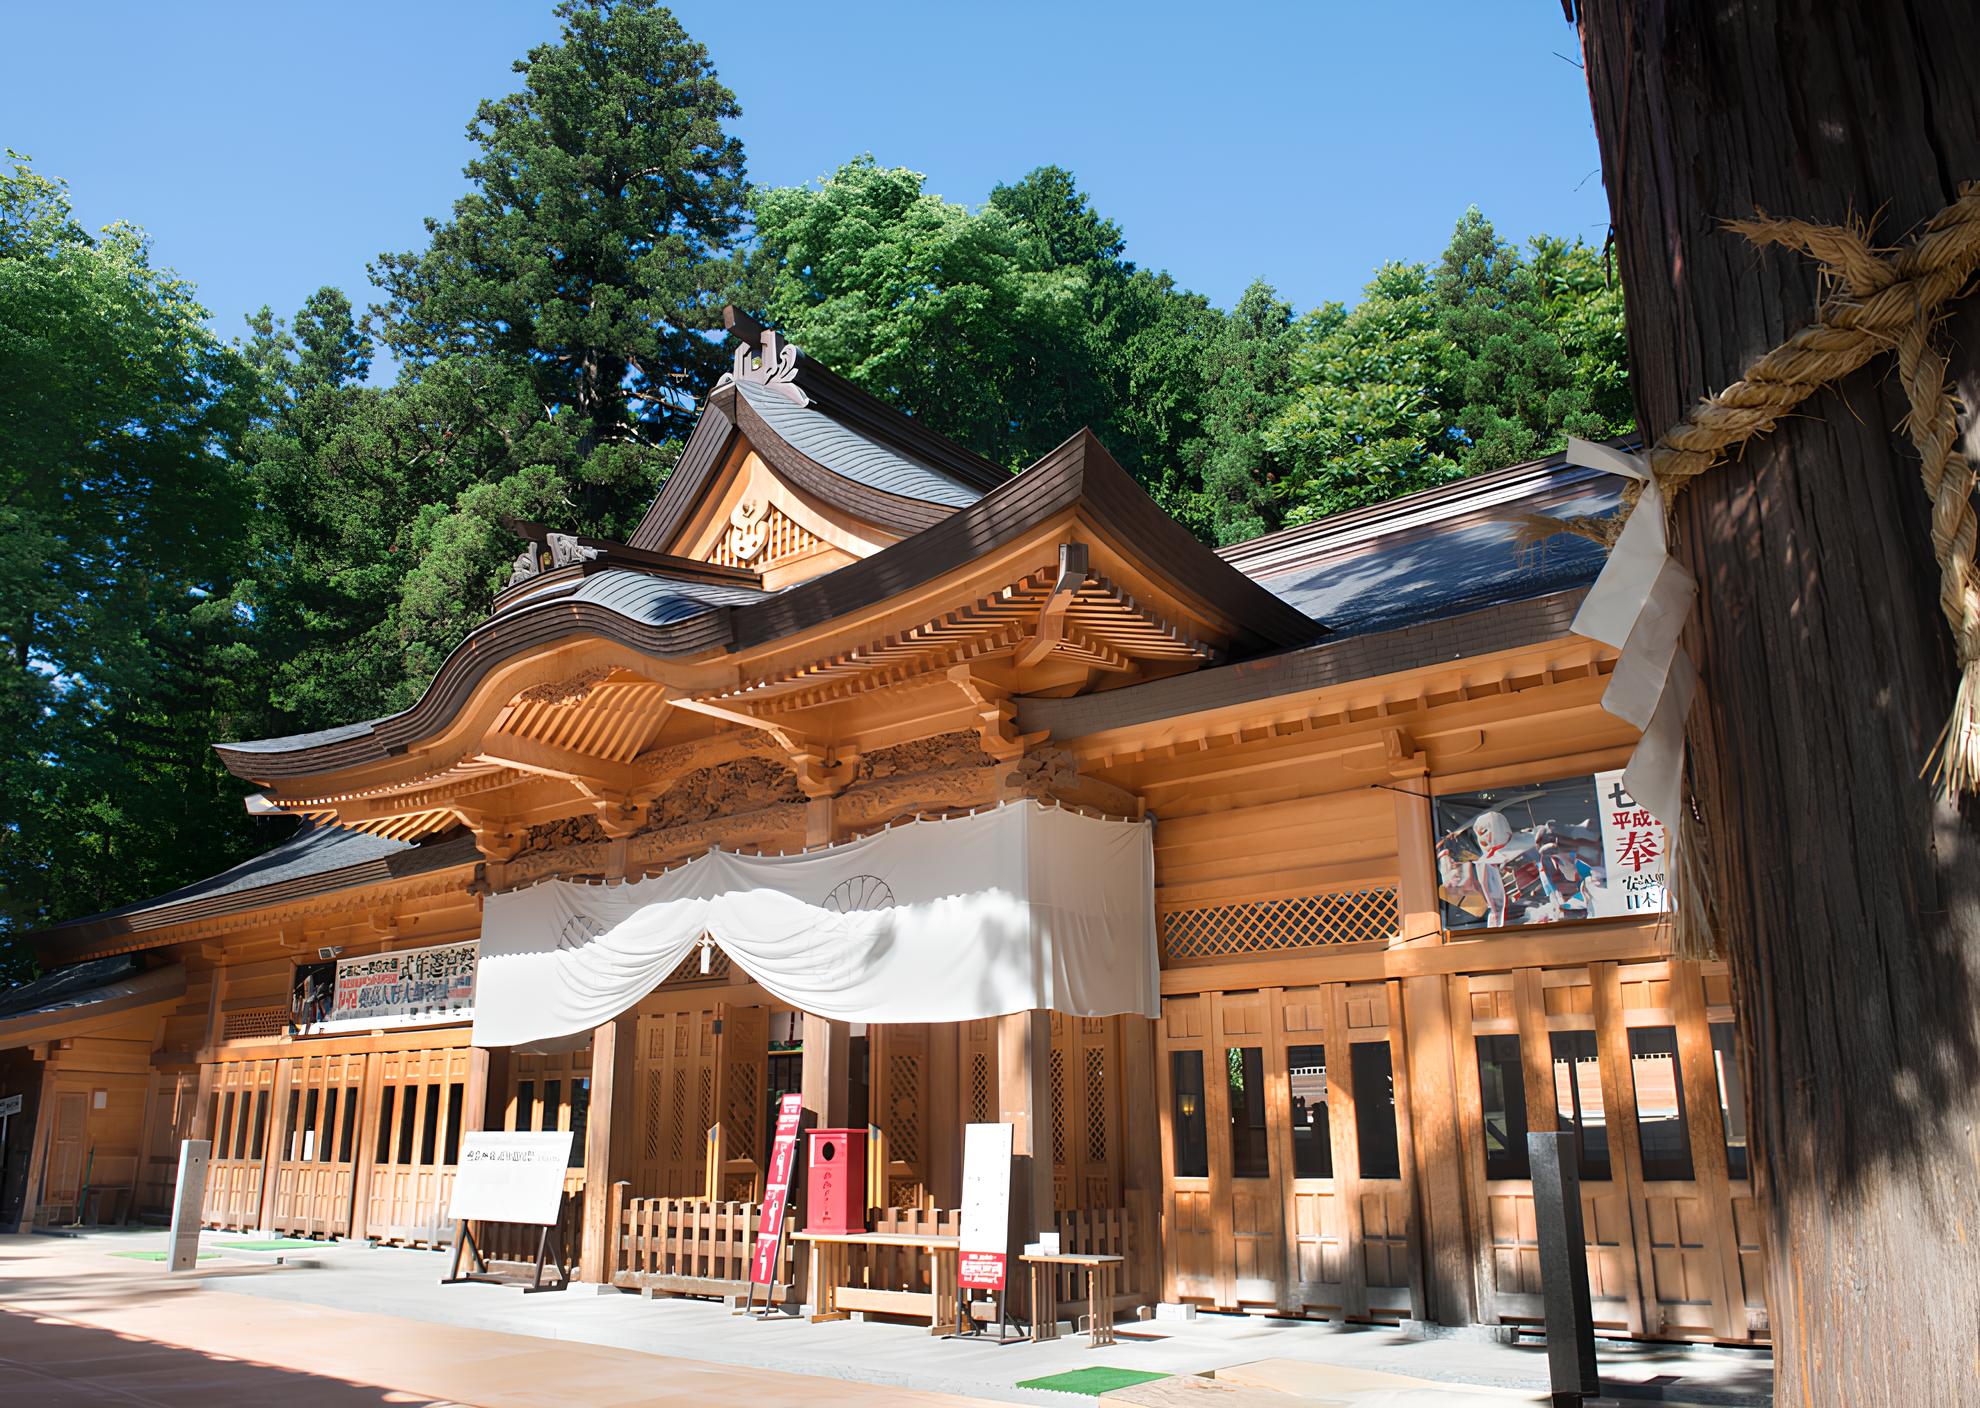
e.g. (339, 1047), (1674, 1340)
(1574, 3), (1980, 1401)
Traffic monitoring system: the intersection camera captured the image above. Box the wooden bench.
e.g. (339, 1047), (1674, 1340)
(795, 1230), (961, 1335)
(1022, 1252), (1125, 1347)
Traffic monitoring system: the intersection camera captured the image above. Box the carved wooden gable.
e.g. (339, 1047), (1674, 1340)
(668, 441), (896, 590)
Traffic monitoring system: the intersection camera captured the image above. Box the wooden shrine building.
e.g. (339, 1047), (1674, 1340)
(2, 315), (1766, 1344)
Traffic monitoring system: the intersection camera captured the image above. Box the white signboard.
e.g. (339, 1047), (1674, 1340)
(0, 1093), (21, 1118)
(1590, 769), (1669, 918)
(448, 1130), (575, 1226)
(958, 1122), (1014, 1291)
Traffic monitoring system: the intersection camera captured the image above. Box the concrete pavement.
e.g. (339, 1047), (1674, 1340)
(0, 1230), (1773, 1406)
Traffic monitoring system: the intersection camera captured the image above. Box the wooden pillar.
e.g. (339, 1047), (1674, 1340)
(1390, 772), (1441, 946)
(1399, 973), (1474, 1326)
(800, 1016), (850, 1131)
(15, 1056), (58, 1233)
(461, 1047), (491, 1136)
(997, 1009), (1054, 1243)
(928, 1023), (961, 1208)
(255, 1057), (293, 1233)
(1118, 1013), (1163, 1307)
(580, 1016), (638, 1284)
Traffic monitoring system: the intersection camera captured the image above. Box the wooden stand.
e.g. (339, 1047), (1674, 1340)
(1021, 1252), (1122, 1347)
(442, 1197), (571, 1295)
(795, 1230), (961, 1335)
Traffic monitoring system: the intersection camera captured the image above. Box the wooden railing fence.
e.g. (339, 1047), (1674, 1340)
(608, 1184), (793, 1302)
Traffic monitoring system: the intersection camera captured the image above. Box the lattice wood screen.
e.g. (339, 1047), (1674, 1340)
(1159, 887), (1399, 963)
(222, 1006), (289, 1041)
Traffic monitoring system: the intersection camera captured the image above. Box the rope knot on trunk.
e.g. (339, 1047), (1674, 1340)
(1526, 181), (1980, 795)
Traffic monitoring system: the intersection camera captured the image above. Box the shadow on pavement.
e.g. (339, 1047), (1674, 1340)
(0, 1305), (455, 1407)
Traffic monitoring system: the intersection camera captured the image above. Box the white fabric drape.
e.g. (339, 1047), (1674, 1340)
(472, 800), (1159, 1047)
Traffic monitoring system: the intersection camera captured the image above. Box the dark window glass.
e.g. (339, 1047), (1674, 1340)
(1710, 1022), (1749, 1182)
(210, 1094), (224, 1152)
(1170, 1051), (1209, 1178)
(284, 1090), (301, 1161)
(318, 1089), (340, 1163)
(1476, 1034), (1531, 1180)
(543, 1080), (562, 1131)
(515, 1080), (536, 1133)
(1226, 1047), (1269, 1179)
(847, 1036), (870, 1131)
(397, 1084), (419, 1165)
(339, 1085), (359, 1164)
(220, 1093), (238, 1159)
(250, 1092), (268, 1161)
(1287, 1045), (1333, 1179)
(1550, 1031), (1611, 1181)
(570, 1076), (593, 1170)
(1350, 1042), (1401, 1179)
(376, 1086), (397, 1164)
(302, 1088), (322, 1161)
(1628, 1026), (1694, 1181)
(443, 1083), (465, 1166)
(419, 1083), (442, 1165)
(763, 1054), (801, 1168)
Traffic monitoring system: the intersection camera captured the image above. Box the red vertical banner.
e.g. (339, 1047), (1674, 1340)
(750, 1093), (805, 1286)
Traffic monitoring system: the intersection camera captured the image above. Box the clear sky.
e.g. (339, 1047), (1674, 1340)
(4, 1), (1608, 359)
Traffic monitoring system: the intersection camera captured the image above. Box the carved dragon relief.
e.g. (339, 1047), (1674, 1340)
(483, 719), (1140, 891)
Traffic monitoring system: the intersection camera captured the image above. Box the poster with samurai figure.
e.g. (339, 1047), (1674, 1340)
(1434, 769), (1668, 930)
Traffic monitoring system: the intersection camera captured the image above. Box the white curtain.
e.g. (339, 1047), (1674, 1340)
(472, 800), (1159, 1048)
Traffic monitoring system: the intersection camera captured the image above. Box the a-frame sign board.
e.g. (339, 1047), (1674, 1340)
(440, 1130), (575, 1294)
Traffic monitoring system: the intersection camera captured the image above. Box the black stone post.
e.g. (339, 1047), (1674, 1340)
(1528, 1130), (1600, 1406)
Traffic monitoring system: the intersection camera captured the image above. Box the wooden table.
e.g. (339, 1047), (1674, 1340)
(1021, 1252), (1125, 1347)
(794, 1230), (961, 1335)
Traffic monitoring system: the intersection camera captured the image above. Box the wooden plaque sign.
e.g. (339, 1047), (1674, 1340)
(958, 1122), (1013, 1291)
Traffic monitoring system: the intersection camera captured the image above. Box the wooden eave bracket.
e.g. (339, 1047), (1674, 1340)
(671, 694), (859, 798)
(948, 663), (1048, 762)
(1342, 726), (1430, 779)
(1011, 542), (1090, 670)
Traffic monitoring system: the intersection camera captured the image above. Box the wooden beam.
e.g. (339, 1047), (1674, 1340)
(474, 734), (653, 796)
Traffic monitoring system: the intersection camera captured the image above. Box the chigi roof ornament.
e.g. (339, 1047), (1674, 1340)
(716, 304), (808, 406)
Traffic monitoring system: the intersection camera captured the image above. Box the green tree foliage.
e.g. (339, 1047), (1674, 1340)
(1268, 263), (1462, 523)
(1268, 211), (1631, 526)
(753, 157), (1087, 472)
(0, 154), (264, 978)
(373, 0), (748, 468)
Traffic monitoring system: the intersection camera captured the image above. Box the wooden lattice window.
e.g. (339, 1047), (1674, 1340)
(1048, 1049), (1068, 1163)
(1160, 887), (1399, 963)
(887, 1056), (921, 1165)
(222, 1006), (288, 1041)
(642, 1071), (664, 1163)
(968, 1053), (991, 1123)
(668, 1069), (691, 1160)
(1084, 1048), (1107, 1163)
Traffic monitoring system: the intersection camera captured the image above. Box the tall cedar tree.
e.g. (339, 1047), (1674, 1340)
(0, 155), (262, 979)
(1577, 1), (1980, 1398)
(371, 0), (748, 533)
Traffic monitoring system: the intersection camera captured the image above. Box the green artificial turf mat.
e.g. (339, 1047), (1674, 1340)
(110, 1250), (219, 1261)
(1015, 1367), (1170, 1396)
(218, 1238), (321, 1250)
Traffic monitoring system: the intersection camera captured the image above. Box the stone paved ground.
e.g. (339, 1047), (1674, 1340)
(0, 1230), (1773, 1406)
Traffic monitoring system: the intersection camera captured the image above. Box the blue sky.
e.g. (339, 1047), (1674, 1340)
(5, 1), (1608, 359)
